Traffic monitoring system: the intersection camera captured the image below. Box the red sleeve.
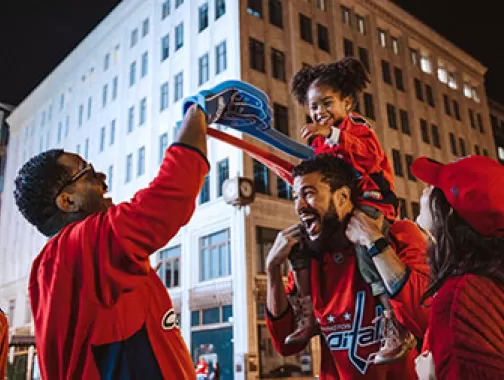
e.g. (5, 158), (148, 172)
(62, 144), (209, 306)
(387, 220), (431, 338)
(0, 313), (7, 379)
(430, 275), (504, 380)
(265, 272), (309, 356)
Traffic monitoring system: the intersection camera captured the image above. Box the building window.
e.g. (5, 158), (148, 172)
(158, 245), (181, 288)
(142, 18), (150, 37)
(394, 67), (404, 91)
(277, 177), (292, 200)
(381, 60), (392, 85)
(477, 113), (484, 133)
(128, 106), (135, 133)
(110, 119), (116, 145)
(139, 98), (147, 126)
(420, 54), (431, 74)
(437, 66), (448, 84)
(449, 132), (458, 155)
(431, 124), (441, 148)
(363, 93), (375, 120)
(273, 103), (289, 136)
(410, 48), (419, 67)
(57, 121), (62, 143)
(247, 0), (263, 18)
(459, 138), (467, 156)
(216, 41), (227, 74)
(341, 6), (351, 25)
(497, 146), (504, 161)
(100, 126), (106, 152)
(112, 76), (118, 100)
(414, 78), (424, 101)
(357, 15), (366, 35)
(405, 154), (415, 181)
(87, 97), (92, 120)
(359, 47), (370, 72)
(175, 23), (184, 50)
(392, 149), (403, 177)
(126, 153), (133, 183)
(217, 158), (229, 196)
(399, 109), (410, 135)
(108, 165), (113, 192)
(398, 198), (408, 219)
(104, 53), (110, 71)
(162, 0), (170, 19)
(474, 144), (480, 155)
(141, 52), (149, 78)
(443, 95), (451, 116)
(256, 227), (288, 275)
(271, 48), (286, 81)
(448, 73), (457, 90)
(378, 29), (387, 47)
(269, 0), (283, 28)
(129, 61), (136, 86)
(84, 138), (89, 159)
(483, 148), (489, 157)
(199, 54), (209, 85)
(138, 146), (146, 176)
(420, 119), (429, 143)
(215, 0), (226, 19)
(102, 84), (108, 108)
(344, 39), (354, 57)
(254, 159), (270, 194)
(131, 28), (138, 47)
(160, 82), (169, 111)
(174, 72), (183, 102)
(200, 229), (231, 281)
(316, 0), (327, 11)
(453, 100), (460, 121)
(473, 88), (480, 103)
(316, 24), (330, 52)
(391, 37), (400, 55)
(299, 14), (313, 44)
(386, 104), (397, 130)
(199, 3), (209, 32)
(411, 202), (420, 220)
(199, 175), (210, 204)
(173, 122), (182, 140)
(175, 0), (183, 8)
(161, 34), (170, 61)
(469, 109), (475, 129)
(426, 85), (435, 107)
(249, 38), (265, 72)
(159, 132), (168, 164)
(76, 143), (80, 155)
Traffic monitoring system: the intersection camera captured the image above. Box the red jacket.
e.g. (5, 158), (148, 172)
(311, 113), (396, 220)
(0, 311), (7, 380)
(29, 144), (209, 379)
(267, 220), (430, 379)
(196, 360), (209, 376)
(422, 274), (504, 379)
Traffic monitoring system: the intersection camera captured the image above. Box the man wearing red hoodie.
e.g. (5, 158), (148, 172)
(13, 105), (208, 379)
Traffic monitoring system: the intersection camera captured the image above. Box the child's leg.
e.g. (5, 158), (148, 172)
(355, 206), (417, 364)
(285, 245), (318, 345)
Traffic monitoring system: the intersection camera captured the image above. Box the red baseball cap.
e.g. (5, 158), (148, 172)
(411, 155), (504, 238)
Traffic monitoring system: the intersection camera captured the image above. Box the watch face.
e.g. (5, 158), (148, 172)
(240, 181), (252, 197)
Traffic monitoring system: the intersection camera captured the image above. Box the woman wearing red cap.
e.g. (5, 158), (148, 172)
(411, 155), (504, 380)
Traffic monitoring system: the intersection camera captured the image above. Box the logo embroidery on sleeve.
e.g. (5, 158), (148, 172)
(161, 308), (179, 330)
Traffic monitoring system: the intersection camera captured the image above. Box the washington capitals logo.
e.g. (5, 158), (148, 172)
(324, 291), (383, 374)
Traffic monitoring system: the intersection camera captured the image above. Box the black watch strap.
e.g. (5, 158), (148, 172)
(367, 237), (390, 258)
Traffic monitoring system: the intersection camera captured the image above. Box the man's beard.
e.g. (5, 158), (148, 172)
(304, 202), (349, 253)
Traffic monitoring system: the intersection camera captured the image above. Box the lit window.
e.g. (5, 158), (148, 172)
(357, 15), (366, 35)
(410, 48), (419, 67)
(498, 146), (504, 161)
(464, 83), (472, 98)
(448, 73), (457, 89)
(391, 37), (399, 55)
(420, 54), (431, 74)
(378, 29), (387, 47)
(472, 87), (480, 103)
(437, 66), (448, 84)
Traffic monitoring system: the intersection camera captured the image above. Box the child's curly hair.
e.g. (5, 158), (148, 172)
(291, 58), (370, 105)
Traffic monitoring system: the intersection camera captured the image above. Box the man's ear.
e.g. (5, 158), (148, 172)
(55, 192), (80, 213)
(343, 96), (354, 113)
(333, 185), (352, 208)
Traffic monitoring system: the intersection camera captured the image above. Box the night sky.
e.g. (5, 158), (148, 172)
(0, 1), (502, 106)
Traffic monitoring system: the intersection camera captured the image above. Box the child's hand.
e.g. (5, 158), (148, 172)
(300, 123), (331, 140)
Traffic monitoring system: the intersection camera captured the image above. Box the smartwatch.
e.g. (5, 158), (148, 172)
(367, 237), (390, 258)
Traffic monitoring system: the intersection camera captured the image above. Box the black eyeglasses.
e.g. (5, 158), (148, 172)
(55, 163), (96, 198)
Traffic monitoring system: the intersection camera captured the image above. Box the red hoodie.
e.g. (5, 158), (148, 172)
(29, 144), (209, 379)
(311, 113), (396, 221)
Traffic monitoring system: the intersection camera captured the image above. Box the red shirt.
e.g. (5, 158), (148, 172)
(422, 274), (504, 379)
(29, 144), (209, 379)
(196, 360), (209, 376)
(267, 220), (430, 379)
(0, 311), (7, 380)
(311, 113), (396, 220)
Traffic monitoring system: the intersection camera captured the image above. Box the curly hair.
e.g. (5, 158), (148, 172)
(292, 153), (359, 204)
(291, 58), (370, 106)
(14, 149), (71, 236)
(421, 188), (504, 303)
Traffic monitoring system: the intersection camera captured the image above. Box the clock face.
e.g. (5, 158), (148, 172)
(224, 181), (237, 198)
(240, 181), (253, 197)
